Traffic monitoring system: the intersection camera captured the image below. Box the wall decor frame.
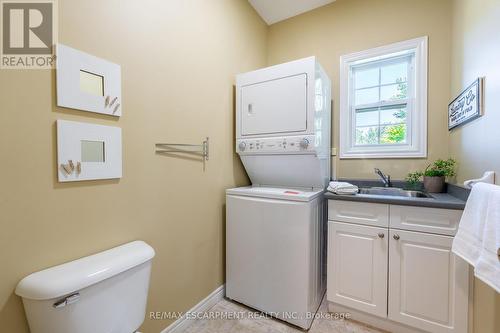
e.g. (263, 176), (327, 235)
(56, 44), (122, 116)
(57, 120), (122, 182)
(448, 77), (484, 130)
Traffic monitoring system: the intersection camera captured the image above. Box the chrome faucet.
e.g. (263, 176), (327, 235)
(374, 168), (392, 187)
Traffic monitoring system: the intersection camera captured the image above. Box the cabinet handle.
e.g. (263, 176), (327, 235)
(378, 232), (385, 238)
(393, 234), (400, 240)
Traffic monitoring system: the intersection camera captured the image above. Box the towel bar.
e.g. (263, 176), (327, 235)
(155, 137), (209, 170)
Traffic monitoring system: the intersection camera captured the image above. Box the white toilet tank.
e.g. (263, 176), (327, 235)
(15, 241), (155, 333)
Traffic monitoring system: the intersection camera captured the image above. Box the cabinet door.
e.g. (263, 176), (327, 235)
(388, 230), (468, 333)
(327, 221), (388, 318)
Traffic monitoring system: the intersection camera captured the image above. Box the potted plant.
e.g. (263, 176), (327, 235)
(406, 158), (457, 193)
(405, 171), (424, 191)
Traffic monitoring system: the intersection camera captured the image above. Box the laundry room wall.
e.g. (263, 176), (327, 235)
(449, 0), (500, 332)
(0, 1), (266, 332)
(449, 0), (500, 185)
(267, 0), (453, 180)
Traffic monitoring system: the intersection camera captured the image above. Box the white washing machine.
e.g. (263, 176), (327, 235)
(226, 187), (327, 329)
(226, 57), (332, 329)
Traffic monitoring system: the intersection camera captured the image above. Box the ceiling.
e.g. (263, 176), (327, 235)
(248, 0), (336, 25)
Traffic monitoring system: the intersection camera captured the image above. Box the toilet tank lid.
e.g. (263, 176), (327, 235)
(15, 240), (155, 301)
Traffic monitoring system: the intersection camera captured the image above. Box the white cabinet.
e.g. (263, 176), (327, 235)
(327, 200), (469, 333)
(327, 221), (388, 318)
(388, 230), (469, 333)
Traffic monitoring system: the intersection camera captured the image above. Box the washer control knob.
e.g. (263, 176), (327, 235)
(238, 142), (246, 151)
(299, 138), (310, 149)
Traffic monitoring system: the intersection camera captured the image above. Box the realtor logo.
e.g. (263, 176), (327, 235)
(1, 0), (57, 69)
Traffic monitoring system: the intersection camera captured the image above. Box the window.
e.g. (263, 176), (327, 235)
(340, 37), (428, 158)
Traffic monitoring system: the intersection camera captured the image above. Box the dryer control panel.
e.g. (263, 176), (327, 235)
(237, 135), (316, 154)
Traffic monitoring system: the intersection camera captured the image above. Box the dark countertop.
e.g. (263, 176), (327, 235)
(325, 180), (468, 210)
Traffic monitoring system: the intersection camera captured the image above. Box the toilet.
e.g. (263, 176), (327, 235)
(15, 241), (155, 333)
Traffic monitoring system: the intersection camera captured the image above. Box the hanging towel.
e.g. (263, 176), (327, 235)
(327, 181), (359, 195)
(452, 183), (500, 293)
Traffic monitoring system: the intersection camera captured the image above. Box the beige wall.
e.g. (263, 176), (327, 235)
(0, 1), (266, 332)
(267, 0), (452, 180)
(450, 0), (500, 184)
(450, 0), (500, 332)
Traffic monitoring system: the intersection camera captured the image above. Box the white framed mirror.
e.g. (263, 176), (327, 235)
(56, 44), (122, 116)
(81, 140), (105, 162)
(57, 120), (122, 182)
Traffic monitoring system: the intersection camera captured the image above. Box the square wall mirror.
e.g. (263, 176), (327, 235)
(79, 70), (104, 97)
(56, 44), (122, 116)
(57, 120), (122, 182)
(81, 140), (105, 162)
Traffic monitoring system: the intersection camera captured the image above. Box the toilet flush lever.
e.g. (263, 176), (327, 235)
(53, 292), (80, 309)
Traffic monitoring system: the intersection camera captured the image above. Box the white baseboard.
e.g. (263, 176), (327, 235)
(161, 285), (225, 333)
(329, 302), (426, 333)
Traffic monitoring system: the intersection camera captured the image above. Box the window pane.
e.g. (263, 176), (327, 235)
(355, 87), (379, 105)
(380, 124), (407, 144)
(381, 83), (407, 101)
(354, 67), (379, 89)
(380, 106), (407, 125)
(355, 126), (379, 145)
(356, 109), (379, 127)
(381, 61), (408, 85)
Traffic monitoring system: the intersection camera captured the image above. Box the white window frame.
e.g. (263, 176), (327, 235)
(339, 37), (428, 159)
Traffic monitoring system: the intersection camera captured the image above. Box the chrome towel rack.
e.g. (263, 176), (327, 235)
(155, 137), (209, 169)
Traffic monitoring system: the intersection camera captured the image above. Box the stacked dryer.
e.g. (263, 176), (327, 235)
(226, 57), (332, 329)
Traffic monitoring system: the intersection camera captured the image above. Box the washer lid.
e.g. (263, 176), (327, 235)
(15, 240), (155, 300)
(226, 186), (323, 202)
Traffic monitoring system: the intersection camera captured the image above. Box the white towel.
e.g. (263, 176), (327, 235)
(452, 183), (500, 293)
(327, 181), (359, 195)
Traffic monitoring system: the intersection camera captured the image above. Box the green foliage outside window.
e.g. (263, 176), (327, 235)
(382, 78), (409, 143)
(381, 124), (406, 143)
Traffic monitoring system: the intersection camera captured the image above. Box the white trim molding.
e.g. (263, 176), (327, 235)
(161, 285), (225, 333)
(339, 36), (428, 159)
(329, 302), (430, 333)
